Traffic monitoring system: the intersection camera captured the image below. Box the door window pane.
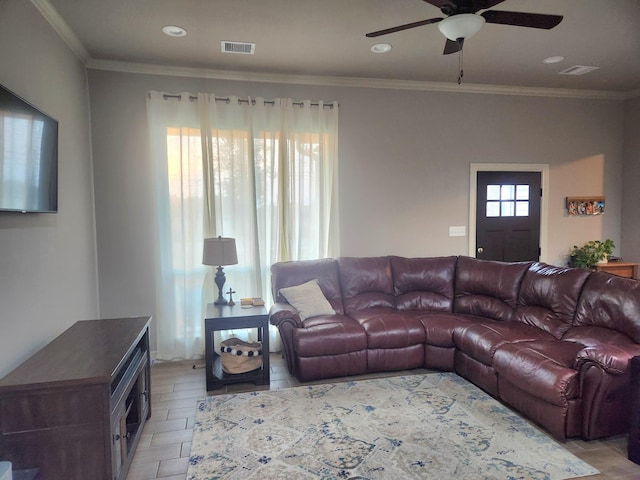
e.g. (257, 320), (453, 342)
(516, 185), (529, 200)
(501, 202), (514, 216)
(487, 185), (501, 200)
(501, 185), (515, 200)
(486, 201), (500, 217)
(516, 201), (529, 216)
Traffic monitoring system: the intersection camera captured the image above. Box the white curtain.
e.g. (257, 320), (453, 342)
(147, 92), (339, 361)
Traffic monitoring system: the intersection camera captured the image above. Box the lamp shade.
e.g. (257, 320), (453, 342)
(438, 13), (485, 41)
(202, 237), (238, 266)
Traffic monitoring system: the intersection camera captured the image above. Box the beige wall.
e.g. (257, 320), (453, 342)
(88, 69), (627, 354)
(337, 89), (624, 263)
(0, 0), (99, 377)
(622, 97), (640, 262)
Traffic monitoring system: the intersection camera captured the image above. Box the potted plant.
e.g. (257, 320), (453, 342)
(569, 239), (615, 269)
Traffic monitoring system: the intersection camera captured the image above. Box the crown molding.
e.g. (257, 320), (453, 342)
(30, 0), (90, 63)
(87, 59), (630, 101)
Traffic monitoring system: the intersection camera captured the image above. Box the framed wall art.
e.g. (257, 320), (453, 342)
(566, 196), (605, 216)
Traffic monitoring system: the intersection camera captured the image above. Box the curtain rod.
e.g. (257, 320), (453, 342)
(161, 93), (336, 109)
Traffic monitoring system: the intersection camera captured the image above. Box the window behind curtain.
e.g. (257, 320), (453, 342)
(148, 93), (338, 360)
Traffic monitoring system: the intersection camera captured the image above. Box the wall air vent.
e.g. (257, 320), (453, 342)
(221, 41), (256, 54)
(558, 65), (600, 76)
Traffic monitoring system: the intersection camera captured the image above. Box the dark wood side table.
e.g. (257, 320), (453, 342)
(204, 304), (270, 391)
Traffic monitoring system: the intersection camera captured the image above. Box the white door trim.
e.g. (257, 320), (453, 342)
(469, 163), (549, 263)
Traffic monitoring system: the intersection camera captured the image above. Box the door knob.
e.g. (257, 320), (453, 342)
(477, 247), (484, 253)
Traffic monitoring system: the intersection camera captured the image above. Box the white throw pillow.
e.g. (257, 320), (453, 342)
(279, 279), (335, 321)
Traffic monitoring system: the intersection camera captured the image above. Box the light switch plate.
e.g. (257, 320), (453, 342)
(449, 226), (466, 237)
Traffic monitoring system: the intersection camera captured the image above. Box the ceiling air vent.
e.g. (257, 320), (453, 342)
(558, 65), (600, 76)
(221, 41), (256, 55)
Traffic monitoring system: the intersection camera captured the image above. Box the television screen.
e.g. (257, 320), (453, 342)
(0, 83), (58, 213)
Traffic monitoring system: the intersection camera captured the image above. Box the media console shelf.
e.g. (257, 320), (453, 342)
(0, 316), (152, 480)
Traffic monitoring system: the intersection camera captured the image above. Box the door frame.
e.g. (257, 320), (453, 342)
(469, 163), (549, 262)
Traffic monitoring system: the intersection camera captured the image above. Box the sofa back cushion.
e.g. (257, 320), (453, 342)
(271, 258), (344, 314)
(338, 256), (395, 313)
(390, 256), (456, 311)
(454, 256), (531, 321)
(515, 263), (591, 338)
(573, 271), (640, 343)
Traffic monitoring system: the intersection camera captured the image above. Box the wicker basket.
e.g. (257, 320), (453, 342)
(219, 338), (263, 374)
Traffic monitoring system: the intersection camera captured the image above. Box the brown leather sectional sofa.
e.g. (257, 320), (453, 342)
(269, 255), (640, 441)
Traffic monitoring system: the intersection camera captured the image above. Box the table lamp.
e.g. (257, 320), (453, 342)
(202, 236), (238, 305)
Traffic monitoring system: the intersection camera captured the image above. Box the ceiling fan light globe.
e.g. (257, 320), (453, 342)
(438, 14), (485, 41)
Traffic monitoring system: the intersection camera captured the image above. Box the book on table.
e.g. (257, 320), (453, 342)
(240, 297), (265, 306)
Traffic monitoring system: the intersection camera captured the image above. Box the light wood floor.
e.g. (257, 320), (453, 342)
(127, 354), (640, 480)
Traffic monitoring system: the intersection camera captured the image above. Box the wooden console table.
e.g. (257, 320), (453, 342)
(595, 262), (638, 279)
(0, 317), (151, 480)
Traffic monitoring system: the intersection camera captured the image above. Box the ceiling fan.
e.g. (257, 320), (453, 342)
(366, 0), (563, 55)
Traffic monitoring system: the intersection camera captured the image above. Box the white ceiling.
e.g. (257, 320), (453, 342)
(39, 0), (640, 96)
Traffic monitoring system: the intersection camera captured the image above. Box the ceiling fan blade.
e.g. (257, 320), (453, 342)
(481, 10), (563, 29)
(422, 0), (455, 8)
(473, 0), (507, 10)
(443, 38), (463, 55)
(366, 17), (443, 38)
(422, 1), (506, 14)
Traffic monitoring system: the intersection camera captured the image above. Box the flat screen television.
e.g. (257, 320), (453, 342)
(0, 83), (58, 213)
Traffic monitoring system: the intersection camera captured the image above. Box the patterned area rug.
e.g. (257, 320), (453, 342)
(188, 372), (598, 479)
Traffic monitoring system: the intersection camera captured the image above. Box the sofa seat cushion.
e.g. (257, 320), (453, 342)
(494, 340), (584, 406)
(294, 315), (366, 357)
(417, 312), (474, 347)
(348, 308), (425, 349)
(454, 318), (552, 366)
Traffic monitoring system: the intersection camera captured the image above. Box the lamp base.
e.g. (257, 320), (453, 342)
(214, 266), (228, 305)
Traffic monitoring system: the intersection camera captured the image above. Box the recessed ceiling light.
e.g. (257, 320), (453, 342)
(162, 25), (187, 37)
(543, 56), (565, 64)
(371, 43), (392, 54)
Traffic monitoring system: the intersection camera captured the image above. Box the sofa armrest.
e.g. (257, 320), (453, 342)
(269, 302), (303, 328)
(575, 345), (640, 375)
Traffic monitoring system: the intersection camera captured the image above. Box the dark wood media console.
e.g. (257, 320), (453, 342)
(0, 316), (152, 480)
